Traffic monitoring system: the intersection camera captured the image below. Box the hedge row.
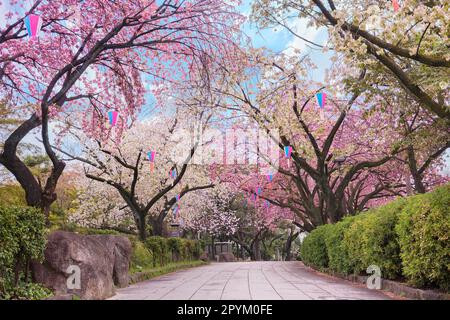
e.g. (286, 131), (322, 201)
(0, 206), (51, 300)
(300, 184), (450, 291)
(130, 236), (203, 272)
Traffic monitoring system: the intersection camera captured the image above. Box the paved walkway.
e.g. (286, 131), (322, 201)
(109, 261), (392, 300)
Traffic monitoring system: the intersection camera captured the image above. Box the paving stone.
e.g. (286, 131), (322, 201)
(110, 262), (393, 300)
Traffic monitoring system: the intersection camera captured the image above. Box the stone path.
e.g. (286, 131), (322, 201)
(109, 261), (392, 300)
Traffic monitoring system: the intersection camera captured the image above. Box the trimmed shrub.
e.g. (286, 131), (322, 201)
(0, 206), (49, 300)
(299, 184), (450, 291)
(145, 236), (170, 267)
(343, 198), (406, 279)
(396, 185), (450, 290)
(324, 215), (361, 275)
(129, 236), (153, 273)
(167, 238), (183, 262)
(300, 224), (332, 270)
(143, 237), (202, 268)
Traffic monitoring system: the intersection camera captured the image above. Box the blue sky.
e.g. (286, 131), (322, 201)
(238, 0), (332, 82)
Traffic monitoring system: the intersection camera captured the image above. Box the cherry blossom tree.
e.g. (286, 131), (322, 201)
(217, 50), (449, 233)
(0, 0), (243, 216)
(251, 0), (450, 120)
(205, 51), (418, 231)
(59, 108), (217, 239)
(182, 185), (240, 238)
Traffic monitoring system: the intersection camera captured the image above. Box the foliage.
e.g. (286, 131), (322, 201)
(0, 282), (52, 300)
(323, 215), (361, 274)
(300, 224), (331, 270)
(343, 199), (406, 279)
(143, 236), (202, 268)
(396, 185), (450, 290)
(0, 185), (26, 207)
(113, 235), (188, 275)
(0, 206), (48, 300)
(129, 237), (154, 274)
(145, 236), (170, 267)
(300, 184), (450, 290)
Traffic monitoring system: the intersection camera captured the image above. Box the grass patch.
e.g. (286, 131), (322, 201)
(129, 260), (208, 284)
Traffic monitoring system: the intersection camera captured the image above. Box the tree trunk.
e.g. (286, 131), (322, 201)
(252, 239), (262, 261)
(137, 214), (147, 241)
(407, 146), (426, 194)
(0, 114), (63, 218)
(150, 218), (164, 237)
(211, 236), (216, 258)
(283, 231), (299, 261)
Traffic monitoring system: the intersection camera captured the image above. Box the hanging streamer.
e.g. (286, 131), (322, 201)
(284, 146), (293, 168)
(170, 168), (177, 179)
(25, 14), (43, 38)
(108, 111), (119, 126)
(316, 92), (326, 120)
(256, 187), (262, 196)
(392, 0), (399, 12)
(147, 151), (156, 172)
(176, 194), (180, 202)
(173, 204), (179, 218)
(316, 92), (327, 109)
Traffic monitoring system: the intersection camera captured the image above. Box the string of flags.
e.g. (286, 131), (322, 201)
(25, 14), (42, 38)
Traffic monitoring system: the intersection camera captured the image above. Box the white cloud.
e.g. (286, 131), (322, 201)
(284, 18), (323, 56)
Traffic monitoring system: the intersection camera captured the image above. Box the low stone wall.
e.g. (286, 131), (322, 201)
(32, 231), (131, 300)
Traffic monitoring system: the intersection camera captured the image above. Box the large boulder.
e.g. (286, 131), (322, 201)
(32, 231), (131, 300)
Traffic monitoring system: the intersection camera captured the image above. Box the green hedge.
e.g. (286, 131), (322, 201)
(324, 215), (362, 275)
(396, 186), (450, 291)
(129, 237), (154, 273)
(299, 224), (331, 270)
(300, 184), (450, 291)
(343, 199), (406, 279)
(136, 236), (202, 269)
(0, 206), (51, 300)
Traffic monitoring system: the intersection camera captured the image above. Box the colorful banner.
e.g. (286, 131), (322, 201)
(284, 146), (293, 158)
(108, 111), (119, 126)
(147, 151), (156, 162)
(392, 0), (400, 12)
(25, 14), (42, 38)
(316, 92), (327, 109)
